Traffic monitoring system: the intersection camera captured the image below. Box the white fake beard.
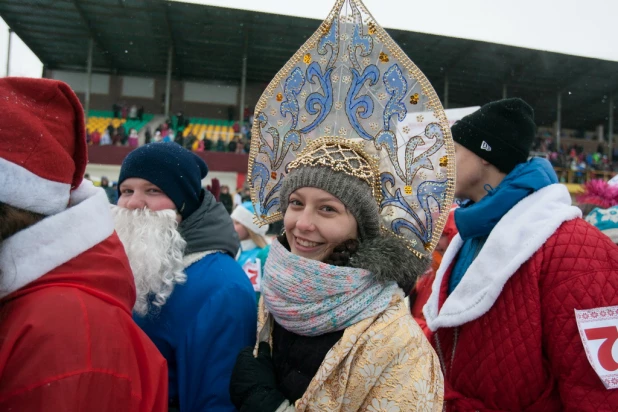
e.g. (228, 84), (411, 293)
(110, 206), (187, 316)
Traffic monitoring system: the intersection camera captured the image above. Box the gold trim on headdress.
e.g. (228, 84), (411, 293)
(287, 138), (381, 203)
(248, 0), (455, 257)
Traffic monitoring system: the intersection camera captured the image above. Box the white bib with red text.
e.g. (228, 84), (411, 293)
(243, 259), (261, 292)
(575, 306), (618, 389)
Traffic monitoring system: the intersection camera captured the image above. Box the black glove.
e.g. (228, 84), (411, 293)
(230, 342), (288, 412)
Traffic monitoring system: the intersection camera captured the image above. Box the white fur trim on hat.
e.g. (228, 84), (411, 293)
(231, 204), (269, 236)
(0, 180), (114, 298)
(0, 157), (71, 215)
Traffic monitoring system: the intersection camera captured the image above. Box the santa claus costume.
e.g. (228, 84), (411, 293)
(0, 78), (168, 411)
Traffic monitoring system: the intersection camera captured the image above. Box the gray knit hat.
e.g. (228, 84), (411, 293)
(279, 139), (382, 241)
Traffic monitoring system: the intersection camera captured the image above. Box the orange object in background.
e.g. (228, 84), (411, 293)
(236, 173), (246, 191)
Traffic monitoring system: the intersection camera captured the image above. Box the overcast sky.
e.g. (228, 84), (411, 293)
(182, 0), (618, 61)
(0, 17), (42, 77)
(2, 0), (618, 79)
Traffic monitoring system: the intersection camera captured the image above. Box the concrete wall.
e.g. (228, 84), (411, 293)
(86, 146), (248, 190)
(47, 70), (266, 120)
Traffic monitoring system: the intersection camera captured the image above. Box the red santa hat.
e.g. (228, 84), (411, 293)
(0, 77), (87, 215)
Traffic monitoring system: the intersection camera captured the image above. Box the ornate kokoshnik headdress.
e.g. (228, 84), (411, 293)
(248, 0), (455, 257)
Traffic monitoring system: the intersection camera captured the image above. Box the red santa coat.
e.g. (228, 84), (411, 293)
(424, 184), (618, 411)
(0, 182), (168, 411)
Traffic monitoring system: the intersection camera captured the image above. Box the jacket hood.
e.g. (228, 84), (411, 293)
(349, 232), (430, 293)
(178, 189), (240, 258)
(0, 181), (135, 312)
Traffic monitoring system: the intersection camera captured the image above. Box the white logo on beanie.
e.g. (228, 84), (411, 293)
(481, 141), (492, 151)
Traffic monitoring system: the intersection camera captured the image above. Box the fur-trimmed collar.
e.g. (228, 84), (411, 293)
(423, 184), (581, 331)
(183, 250), (224, 268)
(0, 181), (114, 298)
(349, 232), (430, 293)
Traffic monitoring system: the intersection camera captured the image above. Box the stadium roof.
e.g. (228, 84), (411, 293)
(1, 0), (617, 130)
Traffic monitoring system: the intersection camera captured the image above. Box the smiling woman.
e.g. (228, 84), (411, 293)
(284, 187), (358, 262)
(230, 138), (444, 412)
(227, 0), (456, 409)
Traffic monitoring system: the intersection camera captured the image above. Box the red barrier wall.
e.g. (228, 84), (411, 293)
(88, 146), (249, 173)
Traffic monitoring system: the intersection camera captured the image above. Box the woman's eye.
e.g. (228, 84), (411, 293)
(289, 199), (302, 206)
(147, 189), (161, 194)
(321, 205), (336, 213)
(120, 189), (132, 195)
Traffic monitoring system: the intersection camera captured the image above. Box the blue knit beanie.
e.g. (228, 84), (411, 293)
(118, 142), (208, 219)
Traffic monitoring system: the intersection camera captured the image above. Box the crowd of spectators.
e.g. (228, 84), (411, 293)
(87, 108), (253, 155)
(531, 130), (618, 183)
(112, 103), (144, 121)
(87, 124), (140, 148)
(147, 114), (253, 154)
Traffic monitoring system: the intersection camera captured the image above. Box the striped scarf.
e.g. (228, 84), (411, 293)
(262, 239), (398, 336)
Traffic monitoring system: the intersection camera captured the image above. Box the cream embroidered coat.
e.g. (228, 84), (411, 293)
(257, 293), (444, 411)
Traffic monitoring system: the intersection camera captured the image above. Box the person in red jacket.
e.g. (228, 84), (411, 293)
(423, 98), (618, 411)
(0, 78), (168, 411)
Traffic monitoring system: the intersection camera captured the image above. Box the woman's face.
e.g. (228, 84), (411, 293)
(233, 220), (250, 241)
(284, 187), (358, 262)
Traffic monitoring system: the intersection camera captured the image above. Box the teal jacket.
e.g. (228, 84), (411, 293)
(238, 240), (270, 301)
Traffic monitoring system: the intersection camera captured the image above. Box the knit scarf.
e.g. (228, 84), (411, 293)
(262, 239), (399, 337)
(455, 158), (558, 240)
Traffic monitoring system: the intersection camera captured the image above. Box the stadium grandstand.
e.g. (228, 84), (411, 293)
(86, 111), (154, 135)
(1, 0), (616, 192)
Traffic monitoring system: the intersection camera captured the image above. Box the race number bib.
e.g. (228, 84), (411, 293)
(243, 259), (261, 292)
(575, 306), (618, 389)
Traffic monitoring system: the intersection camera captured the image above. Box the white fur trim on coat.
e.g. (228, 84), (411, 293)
(0, 180), (115, 299)
(183, 250), (223, 268)
(0, 157), (71, 215)
(423, 184), (582, 331)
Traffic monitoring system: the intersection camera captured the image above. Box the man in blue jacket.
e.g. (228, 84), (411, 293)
(111, 142), (257, 411)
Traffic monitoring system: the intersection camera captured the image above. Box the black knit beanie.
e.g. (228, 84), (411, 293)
(451, 98), (536, 173)
(118, 142), (208, 220)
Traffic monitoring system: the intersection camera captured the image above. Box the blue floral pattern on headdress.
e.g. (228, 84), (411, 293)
(248, 0), (455, 256)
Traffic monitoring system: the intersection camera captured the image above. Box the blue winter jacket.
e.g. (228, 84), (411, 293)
(134, 192), (257, 411)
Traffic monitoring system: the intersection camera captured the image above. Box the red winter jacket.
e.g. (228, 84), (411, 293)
(424, 184), (618, 411)
(410, 252), (441, 338)
(0, 185), (168, 411)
